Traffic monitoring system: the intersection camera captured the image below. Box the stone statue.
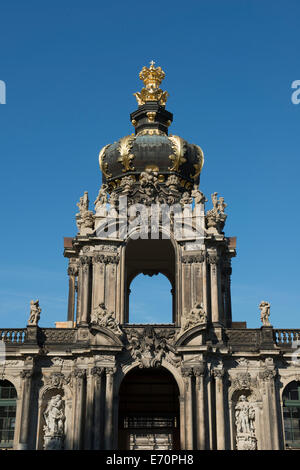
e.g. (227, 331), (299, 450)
(206, 192), (228, 234)
(28, 300), (41, 326)
(259, 301), (271, 326)
(43, 394), (65, 450)
(191, 185), (205, 205)
(235, 395), (257, 450)
(94, 184), (108, 211)
(180, 303), (207, 334)
(76, 191), (94, 235)
(91, 302), (122, 336)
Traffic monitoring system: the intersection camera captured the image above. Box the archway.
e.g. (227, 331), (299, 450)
(118, 367), (180, 450)
(282, 381), (300, 449)
(0, 380), (17, 449)
(129, 273), (173, 324)
(124, 238), (176, 324)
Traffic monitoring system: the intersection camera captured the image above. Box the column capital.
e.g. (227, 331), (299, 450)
(68, 265), (78, 276)
(91, 366), (104, 377)
(20, 370), (33, 380)
(207, 252), (219, 265)
(212, 367), (225, 379)
(193, 363), (206, 377)
(73, 368), (86, 380)
(105, 366), (117, 376)
(259, 367), (277, 381)
(181, 367), (193, 377)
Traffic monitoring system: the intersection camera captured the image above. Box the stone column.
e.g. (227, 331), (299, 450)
(84, 369), (94, 449)
(91, 367), (104, 450)
(79, 256), (91, 325)
(260, 367), (280, 449)
(18, 370), (33, 450)
(213, 368), (226, 450)
(179, 395), (186, 450)
(194, 363), (206, 449)
(223, 259), (232, 326)
(104, 367), (116, 450)
(73, 369), (86, 450)
(92, 255), (106, 312)
(208, 252), (221, 324)
(182, 367), (194, 450)
(67, 265), (78, 323)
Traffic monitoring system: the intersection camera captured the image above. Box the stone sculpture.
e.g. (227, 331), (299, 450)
(259, 301), (271, 326)
(43, 394), (65, 450)
(235, 395), (256, 450)
(91, 302), (122, 336)
(28, 300), (41, 326)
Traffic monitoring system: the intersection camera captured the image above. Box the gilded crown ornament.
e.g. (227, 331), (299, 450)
(134, 61), (169, 106)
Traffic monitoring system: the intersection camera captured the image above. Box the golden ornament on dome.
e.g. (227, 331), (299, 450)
(133, 61), (169, 106)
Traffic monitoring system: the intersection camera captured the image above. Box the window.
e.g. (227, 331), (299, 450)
(0, 380), (17, 448)
(283, 381), (300, 448)
(129, 273), (173, 324)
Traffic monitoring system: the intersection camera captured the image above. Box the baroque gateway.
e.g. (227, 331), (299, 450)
(0, 63), (299, 451)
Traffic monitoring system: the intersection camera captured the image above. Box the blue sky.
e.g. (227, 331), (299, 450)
(0, 0), (299, 329)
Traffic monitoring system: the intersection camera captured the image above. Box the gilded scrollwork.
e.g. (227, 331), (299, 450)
(168, 135), (187, 172)
(117, 135), (135, 173)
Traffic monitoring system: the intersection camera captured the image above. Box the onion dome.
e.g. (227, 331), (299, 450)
(99, 62), (204, 191)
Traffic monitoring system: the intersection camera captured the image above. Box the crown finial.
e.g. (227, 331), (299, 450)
(134, 61), (169, 106)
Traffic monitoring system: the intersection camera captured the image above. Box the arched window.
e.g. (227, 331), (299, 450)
(0, 380), (17, 449)
(125, 238), (176, 324)
(282, 381), (300, 448)
(129, 273), (173, 324)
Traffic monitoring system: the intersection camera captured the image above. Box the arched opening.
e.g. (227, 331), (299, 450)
(129, 273), (173, 324)
(124, 238), (176, 324)
(0, 380), (17, 449)
(282, 381), (300, 449)
(118, 367), (180, 450)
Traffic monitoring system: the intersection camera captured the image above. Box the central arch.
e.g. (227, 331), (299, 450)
(124, 238), (176, 324)
(118, 367), (180, 450)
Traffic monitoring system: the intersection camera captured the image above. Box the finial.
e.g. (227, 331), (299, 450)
(133, 62), (169, 106)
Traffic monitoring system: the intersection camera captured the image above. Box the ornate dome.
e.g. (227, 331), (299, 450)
(99, 62), (204, 192)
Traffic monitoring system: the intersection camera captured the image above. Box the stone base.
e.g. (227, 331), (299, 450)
(236, 433), (257, 450)
(44, 435), (64, 450)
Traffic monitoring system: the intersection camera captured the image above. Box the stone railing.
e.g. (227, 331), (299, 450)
(0, 328), (26, 343)
(274, 329), (300, 346)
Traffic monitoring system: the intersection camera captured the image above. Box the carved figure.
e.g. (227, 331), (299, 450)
(191, 185), (205, 205)
(206, 192), (228, 233)
(94, 184), (108, 210)
(43, 394), (65, 449)
(259, 301), (271, 326)
(180, 303), (207, 333)
(76, 191), (94, 234)
(235, 395), (257, 450)
(28, 300), (41, 326)
(91, 303), (122, 335)
(127, 327), (176, 368)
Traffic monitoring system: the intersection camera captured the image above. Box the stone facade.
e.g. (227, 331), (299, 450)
(0, 63), (299, 450)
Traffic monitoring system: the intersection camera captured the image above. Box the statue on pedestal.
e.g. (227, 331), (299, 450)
(28, 300), (41, 326)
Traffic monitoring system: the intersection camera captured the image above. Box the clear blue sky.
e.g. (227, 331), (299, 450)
(0, 0), (299, 329)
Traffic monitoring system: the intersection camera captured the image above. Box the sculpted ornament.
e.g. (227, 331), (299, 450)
(180, 303), (207, 334)
(191, 185), (206, 205)
(94, 184), (108, 212)
(235, 395), (257, 450)
(90, 303), (122, 336)
(43, 394), (65, 450)
(28, 300), (41, 326)
(127, 327), (176, 368)
(76, 191), (94, 235)
(259, 301), (271, 327)
(206, 192), (227, 234)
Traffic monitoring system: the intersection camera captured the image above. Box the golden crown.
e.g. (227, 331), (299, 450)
(134, 61), (169, 106)
(139, 61), (165, 88)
